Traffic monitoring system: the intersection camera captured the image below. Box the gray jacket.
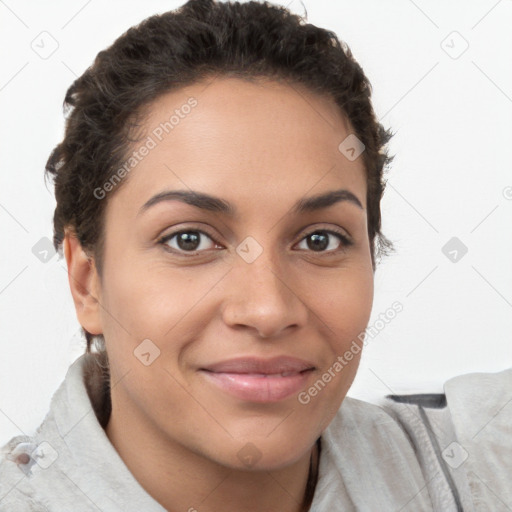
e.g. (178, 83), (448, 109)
(1, 353), (510, 511)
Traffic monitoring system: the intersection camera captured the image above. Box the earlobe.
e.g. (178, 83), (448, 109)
(63, 229), (103, 336)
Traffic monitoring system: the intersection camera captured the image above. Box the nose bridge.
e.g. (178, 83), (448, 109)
(222, 236), (307, 338)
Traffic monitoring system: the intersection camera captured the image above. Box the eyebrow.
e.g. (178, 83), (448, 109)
(137, 187), (363, 218)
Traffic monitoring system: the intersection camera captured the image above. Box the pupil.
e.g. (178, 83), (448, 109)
(308, 232), (328, 251)
(178, 232), (200, 251)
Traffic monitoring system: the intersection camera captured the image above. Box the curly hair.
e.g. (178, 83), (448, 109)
(44, 0), (395, 356)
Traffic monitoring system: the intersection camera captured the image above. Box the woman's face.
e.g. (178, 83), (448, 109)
(88, 77), (374, 470)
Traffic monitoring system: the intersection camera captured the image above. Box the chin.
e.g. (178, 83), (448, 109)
(218, 432), (316, 472)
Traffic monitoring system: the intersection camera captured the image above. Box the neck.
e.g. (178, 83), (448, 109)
(105, 390), (318, 512)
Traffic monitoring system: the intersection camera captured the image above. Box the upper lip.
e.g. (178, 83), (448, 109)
(200, 356), (316, 375)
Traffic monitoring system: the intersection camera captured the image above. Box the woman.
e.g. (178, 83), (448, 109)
(1, 1), (510, 510)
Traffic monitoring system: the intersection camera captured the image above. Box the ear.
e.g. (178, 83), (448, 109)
(63, 229), (103, 336)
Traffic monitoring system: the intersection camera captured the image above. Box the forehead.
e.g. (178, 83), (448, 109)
(110, 77), (367, 216)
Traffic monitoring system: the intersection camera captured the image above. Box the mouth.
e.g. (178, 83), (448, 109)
(199, 356), (316, 403)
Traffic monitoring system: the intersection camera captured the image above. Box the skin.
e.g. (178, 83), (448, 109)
(64, 77), (374, 512)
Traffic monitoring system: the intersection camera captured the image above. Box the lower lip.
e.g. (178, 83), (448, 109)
(200, 370), (314, 403)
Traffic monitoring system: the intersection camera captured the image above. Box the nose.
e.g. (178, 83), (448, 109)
(221, 251), (309, 339)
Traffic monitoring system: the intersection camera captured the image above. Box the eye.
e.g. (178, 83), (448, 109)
(295, 228), (352, 253)
(158, 226), (353, 257)
(158, 229), (220, 254)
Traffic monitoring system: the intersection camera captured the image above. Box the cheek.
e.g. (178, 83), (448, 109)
(316, 266), (374, 349)
(100, 257), (223, 365)
(97, 255), (174, 370)
(295, 266), (373, 425)
(100, 255), (181, 332)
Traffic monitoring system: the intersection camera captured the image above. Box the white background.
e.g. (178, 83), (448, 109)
(1, 0), (511, 446)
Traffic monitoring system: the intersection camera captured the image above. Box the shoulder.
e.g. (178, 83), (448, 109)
(443, 367), (512, 510)
(331, 394), (415, 436)
(319, 396), (435, 511)
(0, 353), (109, 511)
(0, 434), (48, 511)
(383, 367), (512, 511)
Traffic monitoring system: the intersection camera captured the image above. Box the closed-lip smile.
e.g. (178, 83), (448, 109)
(199, 356), (316, 403)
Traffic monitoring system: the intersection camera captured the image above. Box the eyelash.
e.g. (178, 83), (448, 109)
(157, 225), (353, 257)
